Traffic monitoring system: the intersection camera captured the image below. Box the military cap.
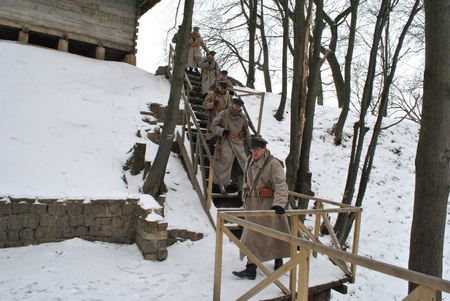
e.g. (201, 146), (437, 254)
(220, 70), (228, 75)
(219, 81), (228, 88)
(193, 26), (200, 30)
(251, 136), (268, 149)
(209, 51), (216, 55)
(232, 97), (244, 106)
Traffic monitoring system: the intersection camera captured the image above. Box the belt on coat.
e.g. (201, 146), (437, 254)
(228, 133), (243, 139)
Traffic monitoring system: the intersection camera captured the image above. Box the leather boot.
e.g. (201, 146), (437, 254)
(274, 258), (283, 271)
(232, 263), (257, 280)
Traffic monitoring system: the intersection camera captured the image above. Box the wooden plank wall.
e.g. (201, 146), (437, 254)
(0, 0), (138, 52)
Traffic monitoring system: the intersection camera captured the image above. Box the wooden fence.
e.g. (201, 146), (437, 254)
(213, 192), (450, 301)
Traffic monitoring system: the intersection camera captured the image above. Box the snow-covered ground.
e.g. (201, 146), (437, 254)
(0, 41), (448, 300)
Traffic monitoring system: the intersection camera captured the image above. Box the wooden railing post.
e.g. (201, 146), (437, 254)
(297, 245), (310, 300)
(213, 215), (225, 301)
(313, 201), (322, 258)
(290, 214), (299, 300)
(351, 209), (362, 281)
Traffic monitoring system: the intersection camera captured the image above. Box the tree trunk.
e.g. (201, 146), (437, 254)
(332, 0), (359, 145)
(274, 0), (289, 121)
(246, 0), (257, 89)
(338, 0), (422, 245)
(334, 0), (389, 244)
(258, 0), (272, 92)
(409, 1), (450, 300)
(285, 0), (306, 200)
(142, 0), (194, 197)
(296, 0), (324, 209)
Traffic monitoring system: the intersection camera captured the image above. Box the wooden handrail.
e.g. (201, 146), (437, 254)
(214, 209), (450, 301)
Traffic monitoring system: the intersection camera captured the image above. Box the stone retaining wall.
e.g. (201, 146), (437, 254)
(0, 196), (203, 261)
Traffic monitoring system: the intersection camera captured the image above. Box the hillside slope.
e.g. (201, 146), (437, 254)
(0, 41), (448, 300)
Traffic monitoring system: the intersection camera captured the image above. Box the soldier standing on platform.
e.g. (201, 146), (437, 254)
(232, 137), (291, 280)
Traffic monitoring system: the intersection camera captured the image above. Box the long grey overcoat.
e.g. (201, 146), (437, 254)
(210, 106), (251, 185)
(240, 150), (291, 262)
(187, 32), (208, 69)
(199, 56), (220, 95)
(202, 90), (231, 140)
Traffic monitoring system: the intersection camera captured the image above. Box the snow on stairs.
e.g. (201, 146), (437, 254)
(184, 71), (243, 238)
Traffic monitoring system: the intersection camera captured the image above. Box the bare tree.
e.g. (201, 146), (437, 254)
(334, 0), (423, 245)
(274, 0), (291, 121)
(242, 0), (258, 88)
(322, 1), (359, 145)
(142, 0), (194, 197)
(333, 0), (390, 242)
(408, 1), (450, 300)
(295, 0), (324, 207)
(285, 0), (307, 199)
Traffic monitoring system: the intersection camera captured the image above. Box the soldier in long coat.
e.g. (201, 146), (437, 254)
(186, 26), (209, 73)
(210, 98), (251, 188)
(199, 51), (220, 97)
(202, 81), (232, 140)
(232, 137), (291, 280)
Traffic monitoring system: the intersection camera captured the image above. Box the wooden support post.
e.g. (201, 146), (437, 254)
(18, 27), (29, 43)
(313, 201), (322, 258)
(402, 286), (436, 301)
(213, 215), (224, 301)
(207, 164), (214, 209)
(351, 210), (362, 281)
(58, 36), (69, 52)
(124, 53), (136, 66)
(297, 246), (310, 301)
(290, 215), (298, 301)
(96, 45), (105, 60)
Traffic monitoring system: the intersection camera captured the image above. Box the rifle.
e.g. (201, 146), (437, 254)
(215, 136), (222, 160)
(232, 91), (257, 136)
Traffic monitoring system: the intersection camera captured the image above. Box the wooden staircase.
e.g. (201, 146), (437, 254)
(177, 69), (244, 237)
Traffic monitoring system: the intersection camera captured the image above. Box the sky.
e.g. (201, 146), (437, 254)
(0, 38), (449, 301)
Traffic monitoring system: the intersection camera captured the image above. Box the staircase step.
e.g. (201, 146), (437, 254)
(189, 96), (204, 105)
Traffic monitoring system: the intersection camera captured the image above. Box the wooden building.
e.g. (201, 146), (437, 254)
(0, 0), (161, 64)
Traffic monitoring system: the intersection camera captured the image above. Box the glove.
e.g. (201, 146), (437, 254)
(213, 99), (219, 106)
(222, 130), (230, 137)
(271, 206), (285, 215)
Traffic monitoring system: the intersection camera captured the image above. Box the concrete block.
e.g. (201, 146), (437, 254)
(19, 228), (34, 244)
(0, 217), (8, 231)
(157, 249), (168, 261)
(23, 213), (39, 229)
(84, 215), (96, 227)
(11, 201), (32, 214)
(66, 203), (83, 216)
(9, 215), (23, 230)
(31, 203), (47, 215)
(0, 203), (12, 215)
(48, 203), (66, 216)
(40, 215), (57, 227)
